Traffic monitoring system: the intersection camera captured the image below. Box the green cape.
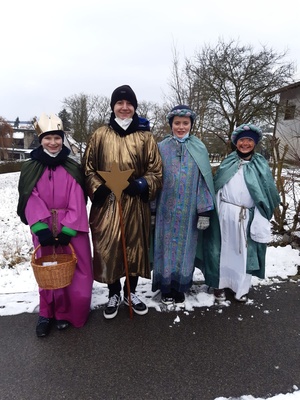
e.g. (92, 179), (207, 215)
(186, 136), (221, 288)
(206, 151), (280, 279)
(17, 157), (86, 225)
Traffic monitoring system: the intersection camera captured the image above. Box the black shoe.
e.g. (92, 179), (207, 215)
(103, 294), (120, 319)
(124, 293), (148, 315)
(214, 289), (226, 302)
(36, 316), (52, 337)
(56, 320), (70, 330)
(173, 291), (185, 306)
(234, 294), (248, 302)
(161, 293), (174, 305)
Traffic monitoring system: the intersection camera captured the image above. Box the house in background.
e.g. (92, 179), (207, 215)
(270, 81), (300, 161)
(5, 120), (77, 160)
(64, 132), (85, 158)
(5, 120), (36, 160)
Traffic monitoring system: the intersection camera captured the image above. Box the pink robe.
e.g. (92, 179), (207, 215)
(25, 166), (93, 328)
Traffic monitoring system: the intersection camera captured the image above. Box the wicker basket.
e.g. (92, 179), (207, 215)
(31, 243), (77, 289)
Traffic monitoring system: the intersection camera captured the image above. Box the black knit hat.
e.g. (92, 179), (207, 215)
(38, 130), (64, 143)
(110, 85), (138, 110)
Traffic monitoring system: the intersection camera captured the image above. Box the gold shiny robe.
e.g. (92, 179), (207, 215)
(82, 125), (163, 284)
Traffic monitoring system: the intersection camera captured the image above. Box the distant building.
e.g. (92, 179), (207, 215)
(269, 81), (300, 161)
(4, 120), (36, 160)
(65, 132), (86, 158)
(5, 120), (78, 160)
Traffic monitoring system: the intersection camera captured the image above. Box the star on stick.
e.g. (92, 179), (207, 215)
(97, 160), (134, 201)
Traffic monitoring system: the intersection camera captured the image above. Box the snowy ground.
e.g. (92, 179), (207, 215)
(0, 171), (300, 400)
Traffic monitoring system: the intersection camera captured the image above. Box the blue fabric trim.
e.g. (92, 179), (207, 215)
(136, 177), (148, 191)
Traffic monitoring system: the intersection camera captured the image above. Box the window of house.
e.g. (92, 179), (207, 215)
(284, 100), (296, 120)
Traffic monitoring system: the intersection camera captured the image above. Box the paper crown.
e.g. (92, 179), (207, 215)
(34, 113), (64, 136)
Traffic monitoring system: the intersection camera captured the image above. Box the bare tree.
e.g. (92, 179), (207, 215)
(168, 39), (295, 154)
(166, 46), (189, 105)
(88, 96), (111, 134)
(58, 109), (72, 131)
(137, 100), (170, 140)
(63, 93), (111, 159)
(269, 97), (300, 237)
(165, 46), (206, 139)
(0, 117), (13, 160)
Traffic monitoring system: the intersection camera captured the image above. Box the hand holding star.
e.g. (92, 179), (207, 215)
(97, 161), (134, 201)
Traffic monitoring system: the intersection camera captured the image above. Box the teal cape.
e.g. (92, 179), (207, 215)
(185, 136), (219, 287)
(206, 151), (280, 279)
(17, 157), (86, 225)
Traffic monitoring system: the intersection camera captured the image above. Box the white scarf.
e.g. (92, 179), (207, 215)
(43, 148), (62, 158)
(115, 117), (133, 131)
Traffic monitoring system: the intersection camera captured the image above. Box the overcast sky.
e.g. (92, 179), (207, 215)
(1, 0), (300, 121)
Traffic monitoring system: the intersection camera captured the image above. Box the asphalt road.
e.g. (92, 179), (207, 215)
(1, 281), (300, 400)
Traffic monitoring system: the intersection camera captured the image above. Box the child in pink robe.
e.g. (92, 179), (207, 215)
(17, 113), (93, 337)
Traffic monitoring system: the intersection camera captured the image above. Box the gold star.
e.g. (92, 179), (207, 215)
(97, 161), (134, 201)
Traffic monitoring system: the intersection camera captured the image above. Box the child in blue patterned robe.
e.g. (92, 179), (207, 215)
(152, 105), (216, 306)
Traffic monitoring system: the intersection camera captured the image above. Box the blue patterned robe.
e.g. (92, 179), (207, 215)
(152, 135), (215, 293)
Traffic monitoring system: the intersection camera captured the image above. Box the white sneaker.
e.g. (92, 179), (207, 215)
(103, 294), (120, 319)
(124, 293), (148, 315)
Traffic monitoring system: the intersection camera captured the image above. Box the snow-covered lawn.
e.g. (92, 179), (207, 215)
(1, 171), (299, 400)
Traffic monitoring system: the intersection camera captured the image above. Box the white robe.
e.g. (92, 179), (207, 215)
(216, 163), (254, 299)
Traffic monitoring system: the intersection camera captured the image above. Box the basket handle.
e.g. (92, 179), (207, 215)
(32, 243), (76, 262)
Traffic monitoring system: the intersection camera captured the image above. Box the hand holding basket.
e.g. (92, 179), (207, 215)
(31, 243), (77, 290)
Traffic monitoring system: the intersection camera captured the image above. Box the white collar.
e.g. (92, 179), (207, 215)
(115, 117), (133, 130)
(173, 133), (190, 143)
(43, 148), (61, 157)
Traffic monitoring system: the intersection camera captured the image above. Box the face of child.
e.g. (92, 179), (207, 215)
(113, 100), (135, 120)
(236, 137), (256, 154)
(172, 116), (191, 139)
(41, 134), (63, 154)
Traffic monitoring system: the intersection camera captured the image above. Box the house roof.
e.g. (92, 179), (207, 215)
(267, 80), (300, 96)
(65, 132), (86, 151)
(13, 132), (24, 139)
